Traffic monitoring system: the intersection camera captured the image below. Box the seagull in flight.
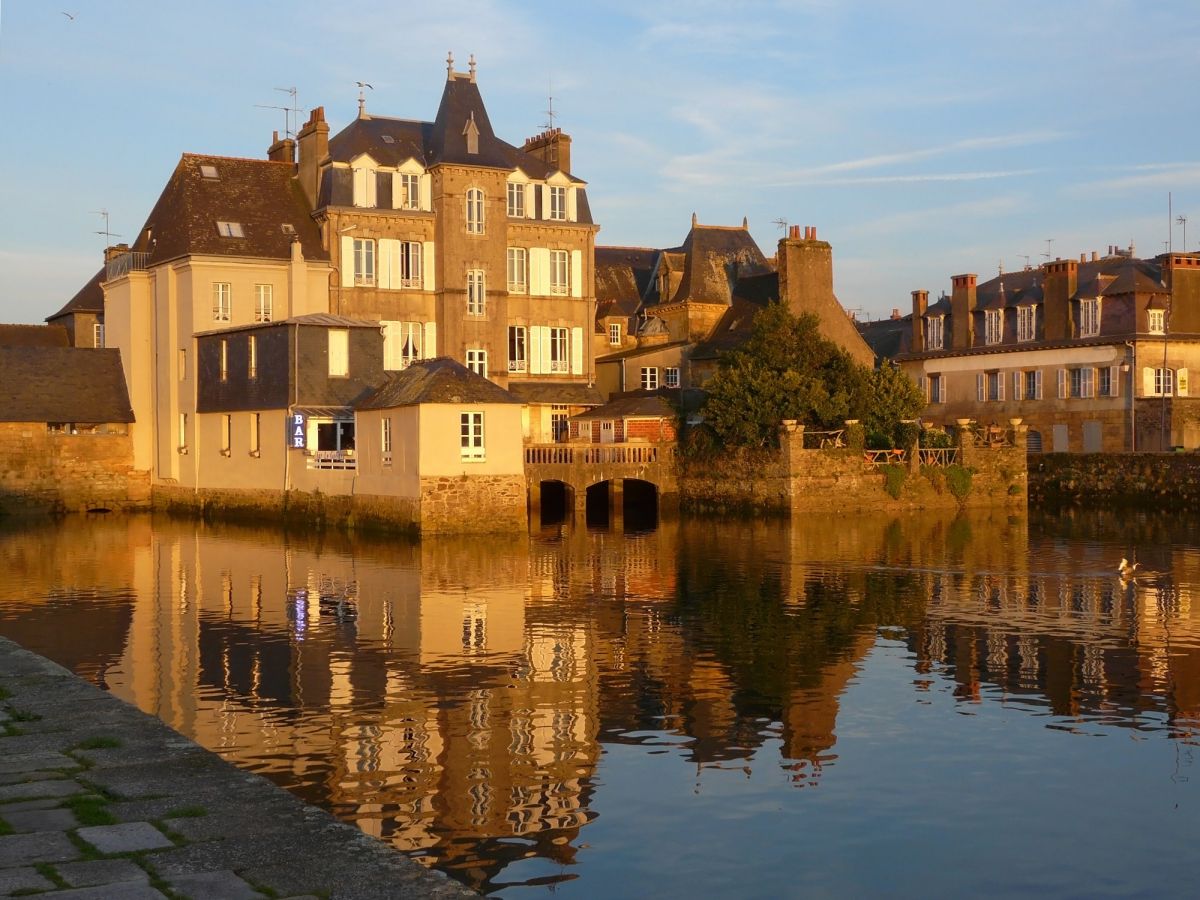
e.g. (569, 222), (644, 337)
(356, 81), (373, 90)
(61, 11), (76, 20)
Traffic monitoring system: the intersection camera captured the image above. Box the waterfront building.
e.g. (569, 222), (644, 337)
(881, 248), (1200, 452)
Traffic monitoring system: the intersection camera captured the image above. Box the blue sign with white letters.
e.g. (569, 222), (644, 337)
(289, 412), (306, 449)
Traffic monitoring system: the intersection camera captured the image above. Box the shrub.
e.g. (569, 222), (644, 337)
(921, 465), (947, 494)
(945, 464), (974, 501)
(920, 426), (953, 449)
(883, 464), (906, 499)
(846, 422), (866, 450)
(894, 421), (921, 452)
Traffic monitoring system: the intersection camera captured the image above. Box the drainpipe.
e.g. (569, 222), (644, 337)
(620, 357), (627, 393)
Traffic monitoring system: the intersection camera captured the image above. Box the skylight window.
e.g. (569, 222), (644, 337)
(216, 221), (244, 238)
(381, 134), (395, 144)
(281, 223), (296, 235)
(199, 165), (219, 179)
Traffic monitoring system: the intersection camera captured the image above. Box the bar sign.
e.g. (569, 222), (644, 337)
(289, 412), (306, 449)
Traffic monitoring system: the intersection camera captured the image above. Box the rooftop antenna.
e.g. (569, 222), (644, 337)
(541, 79), (557, 132)
(274, 86), (299, 138)
(1041, 238), (1055, 261)
(91, 209), (119, 245)
(1018, 254), (1031, 270)
(1178, 215), (1188, 253)
(771, 218), (789, 234)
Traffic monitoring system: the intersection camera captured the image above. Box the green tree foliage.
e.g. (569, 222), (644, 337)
(863, 364), (928, 449)
(700, 304), (925, 449)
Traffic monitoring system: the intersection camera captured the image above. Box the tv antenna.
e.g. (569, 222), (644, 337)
(1178, 214), (1188, 253)
(540, 79), (557, 131)
(91, 209), (119, 245)
(1041, 238), (1055, 260)
(771, 218), (789, 234)
(1018, 254), (1031, 270)
(254, 86), (300, 139)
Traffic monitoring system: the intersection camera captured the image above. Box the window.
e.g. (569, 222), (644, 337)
(249, 413), (260, 456)
(220, 414), (231, 456)
(987, 371), (1004, 401)
(397, 173), (420, 210)
(178, 348), (186, 382)
(1148, 309), (1165, 334)
(929, 373), (945, 404)
(381, 417), (392, 463)
(549, 327), (569, 373)
(984, 309), (1002, 345)
(219, 339), (228, 381)
(254, 285), (273, 322)
(466, 348), (488, 377)
(507, 182), (525, 218)
(466, 188), (484, 234)
(1098, 366), (1112, 397)
(665, 367), (680, 388)
(1017, 305), (1036, 342)
(1069, 367), (1094, 398)
(178, 413), (187, 451)
(926, 316), (945, 350)
(1155, 367), (1174, 396)
(328, 329), (349, 378)
(92, 323), (105, 348)
(213, 283), (231, 321)
(467, 269), (486, 316)
(550, 249), (569, 295)
(216, 221), (244, 238)
(551, 404), (569, 441)
(508, 326), (527, 373)
(200, 164), (219, 179)
(1079, 298), (1101, 337)
(399, 242), (422, 288)
(382, 321), (422, 370)
(641, 367), (659, 390)
(248, 335), (257, 380)
(353, 239), (375, 286)
(1024, 370), (1042, 400)
(609, 323), (622, 346)
(548, 185), (566, 221)
(507, 248), (527, 293)
(461, 412), (484, 460)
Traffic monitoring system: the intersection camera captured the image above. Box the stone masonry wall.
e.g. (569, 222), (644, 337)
(1028, 452), (1200, 508)
(419, 474), (527, 534)
(0, 422), (150, 516)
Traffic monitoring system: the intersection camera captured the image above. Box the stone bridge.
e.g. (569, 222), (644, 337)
(524, 442), (679, 522)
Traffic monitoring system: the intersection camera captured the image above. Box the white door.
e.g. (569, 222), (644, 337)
(1052, 424), (1069, 452)
(600, 421), (615, 444)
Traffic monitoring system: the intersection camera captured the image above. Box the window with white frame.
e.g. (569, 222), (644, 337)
(460, 412), (484, 460)
(665, 367), (680, 388)
(507, 248), (527, 293)
(381, 417), (392, 463)
(1017, 305), (1036, 342)
(216, 221), (244, 238)
(397, 173), (420, 210)
(984, 309), (1003, 345)
(508, 326), (527, 373)
(1098, 366), (1113, 397)
(641, 367), (659, 390)
(550, 249), (569, 295)
(92, 323), (105, 348)
(467, 269), (486, 316)
(987, 370), (1004, 401)
(1154, 367), (1174, 396)
(551, 405), (569, 441)
(254, 284), (273, 322)
(249, 413), (260, 456)
(178, 349), (186, 382)
(466, 348), (488, 377)
(178, 413), (187, 451)
(219, 339), (228, 381)
(507, 182), (525, 218)
(609, 323), (622, 346)
(382, 321), (422, 370)
(353, 238), (375, 286)
(1079, 298), (1101, 337)
(220, 415), (231, 456)
(1069, 366), (1094, 398)
(213, 283), (231, 321)
(466, 188), (485, 234)
(328, 329), (349, 378)
(1024, 370), (1042, 400)
(1148, 309), (1165, 334)
(929, 373), (944, 404)
(549, 327), (569, 373)
(926, 316), (945, 350)
(248, 335), (257, 380)
(549, 185), (566, 221)
(400, 242), (422, 288)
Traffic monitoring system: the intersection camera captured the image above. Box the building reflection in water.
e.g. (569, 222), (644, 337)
(1, 508), (1199, 892)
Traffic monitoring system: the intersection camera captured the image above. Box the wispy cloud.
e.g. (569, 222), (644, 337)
(774, 168), (1041, 188)
(1072, 163), (1200, 193)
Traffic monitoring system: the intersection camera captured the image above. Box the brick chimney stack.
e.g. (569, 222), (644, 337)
(1042, 259), (1078, 341)
(296, 107), (329, 209)
(911, 289), (928, 352)
(950, 274), (977, 349)
(103, 243), (131, 264)
(522, 128), (572, 174)
(267, 129), (296, 164)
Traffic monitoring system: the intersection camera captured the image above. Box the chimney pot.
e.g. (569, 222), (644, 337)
(891, 307), (901, 320)
(1092, 251), (1098, 262)
(1080, 253), (1086, 263)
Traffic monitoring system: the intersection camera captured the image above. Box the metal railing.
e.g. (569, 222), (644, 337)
(802, 429), (846, 449)
(306, 451), (357, 470)
(104, 251), (151, 280)
(917, 448), (960, 467)
(862, 449), (907, 467)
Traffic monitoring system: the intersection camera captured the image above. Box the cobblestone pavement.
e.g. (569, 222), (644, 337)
(0, 637), (476, 899)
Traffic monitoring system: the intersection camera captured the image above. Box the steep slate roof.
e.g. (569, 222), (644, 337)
(595, 246), (657, 323)
(571, 393), (675, 421)
(858, 315), (911, 360)
(690, 297), (773, 361)
(0, 324), (70, 347)
(356, 357), (518, 409)
(47, 268), (104, 321)
(128, 155), (326, 266)
(506, 382), (604, 405)
(0, 348), (133, 423)
(668, 225), (772, 306)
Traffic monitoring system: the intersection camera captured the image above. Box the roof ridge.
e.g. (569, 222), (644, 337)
(181, 152), (293, 166)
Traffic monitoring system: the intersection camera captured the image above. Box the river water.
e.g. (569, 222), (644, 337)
(0, 510), (1197, 897)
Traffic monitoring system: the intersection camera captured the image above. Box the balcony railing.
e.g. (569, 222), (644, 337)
(525, 443), (663, 466)
(105, 251), (151, 280)
(306, 451), (356, 470)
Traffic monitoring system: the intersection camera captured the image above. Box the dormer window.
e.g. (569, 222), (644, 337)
(199, 165), (219, 179)
(216, 221), (244, 238)
(984, 309), (1002, 345)
(548, 185), (567, 221)
(926, 315), (945, 350)
(397, 173), (420, 210)
(1017, 305), (1036, 342)
(1079, 298), (1101, 337)
(507, 181), (525, 218)
(1148, 309), (1165, 335)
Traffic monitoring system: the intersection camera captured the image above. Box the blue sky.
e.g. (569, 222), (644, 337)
(1, 0), (1198, 324)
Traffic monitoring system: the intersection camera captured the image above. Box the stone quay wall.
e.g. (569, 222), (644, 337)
(0, 422), (150, 516)
(1029, 452), (1200, 508)
(681, 427), (1027, 515)
(419, 474), (527, 534)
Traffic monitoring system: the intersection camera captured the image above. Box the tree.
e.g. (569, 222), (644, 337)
(862, 363), (927, 449)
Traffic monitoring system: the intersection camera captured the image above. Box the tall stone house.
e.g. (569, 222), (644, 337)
(879, 248), (1200, 452)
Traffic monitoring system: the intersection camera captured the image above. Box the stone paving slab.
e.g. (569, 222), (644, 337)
(0, 636), (476, 898)
(1, 806), (78, 832)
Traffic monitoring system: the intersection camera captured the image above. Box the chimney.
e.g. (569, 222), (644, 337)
(891, 307), (901, 320)
(267, 129), (295, 164)
(950, 274), (977, 348)
(103, 243), (131, 263)
(1080, 252), (1087, 263)
(911, 290), (928, 352)
(1042, 258), (1077, 341)
(296, 107), (329, 210)
(522, 127), (572, 174)
(1091, 251), (1099, 262)
(1165, 254), (1200, 332)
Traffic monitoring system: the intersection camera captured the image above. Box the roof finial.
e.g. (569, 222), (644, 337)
(355, 81), (373, 120)
(468, 53), (476, 82)
(446, 51), (454, 81)
(742, 216), (748, 230)
(692, 211), (698, 227)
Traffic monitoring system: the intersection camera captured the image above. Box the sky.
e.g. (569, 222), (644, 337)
(1, 0), (1198, 325)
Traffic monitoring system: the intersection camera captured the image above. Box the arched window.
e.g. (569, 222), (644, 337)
(466, 188), (484, 234)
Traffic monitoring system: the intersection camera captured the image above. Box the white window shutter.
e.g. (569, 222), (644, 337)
(1142, 367), (1155, 396)
(1109, 365), (1120, 397)
(529, 325), (544, 374)
(377, 239), (395, 290)
(918, 376), (926, 398)
(997, 373), (1005, 401)
(571, 326), (584, 375)
(524, 183), (535, 219)
(419, 173), (432, 211)
(391, 172), (403, 210)
(1058, 368), (1068, 399)
(1035, 370), (1043, 400)
(423, 321), (437, 359)
(976, 373), (985, 402)
(541, 184), (551, 220)
(529, 249), (543, 297)
(1085, 368), (1095, 398)
(570, 250), (583, 298)
(1012, 371), (1022, 400)
(540, 327), (552, 373)
(1179, 368), (1189, 397)
(566, 187), (578, 222)
(422, 242), (436, 291)
(340, 236), (355, 288)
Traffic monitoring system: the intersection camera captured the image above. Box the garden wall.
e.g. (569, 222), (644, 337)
(1028, 452), (1200, 508)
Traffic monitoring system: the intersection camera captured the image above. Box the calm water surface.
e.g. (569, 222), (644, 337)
(0, 510), (1197, 897)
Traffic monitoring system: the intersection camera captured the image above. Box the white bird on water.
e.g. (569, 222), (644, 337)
(1118, 558), (1140, 578)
